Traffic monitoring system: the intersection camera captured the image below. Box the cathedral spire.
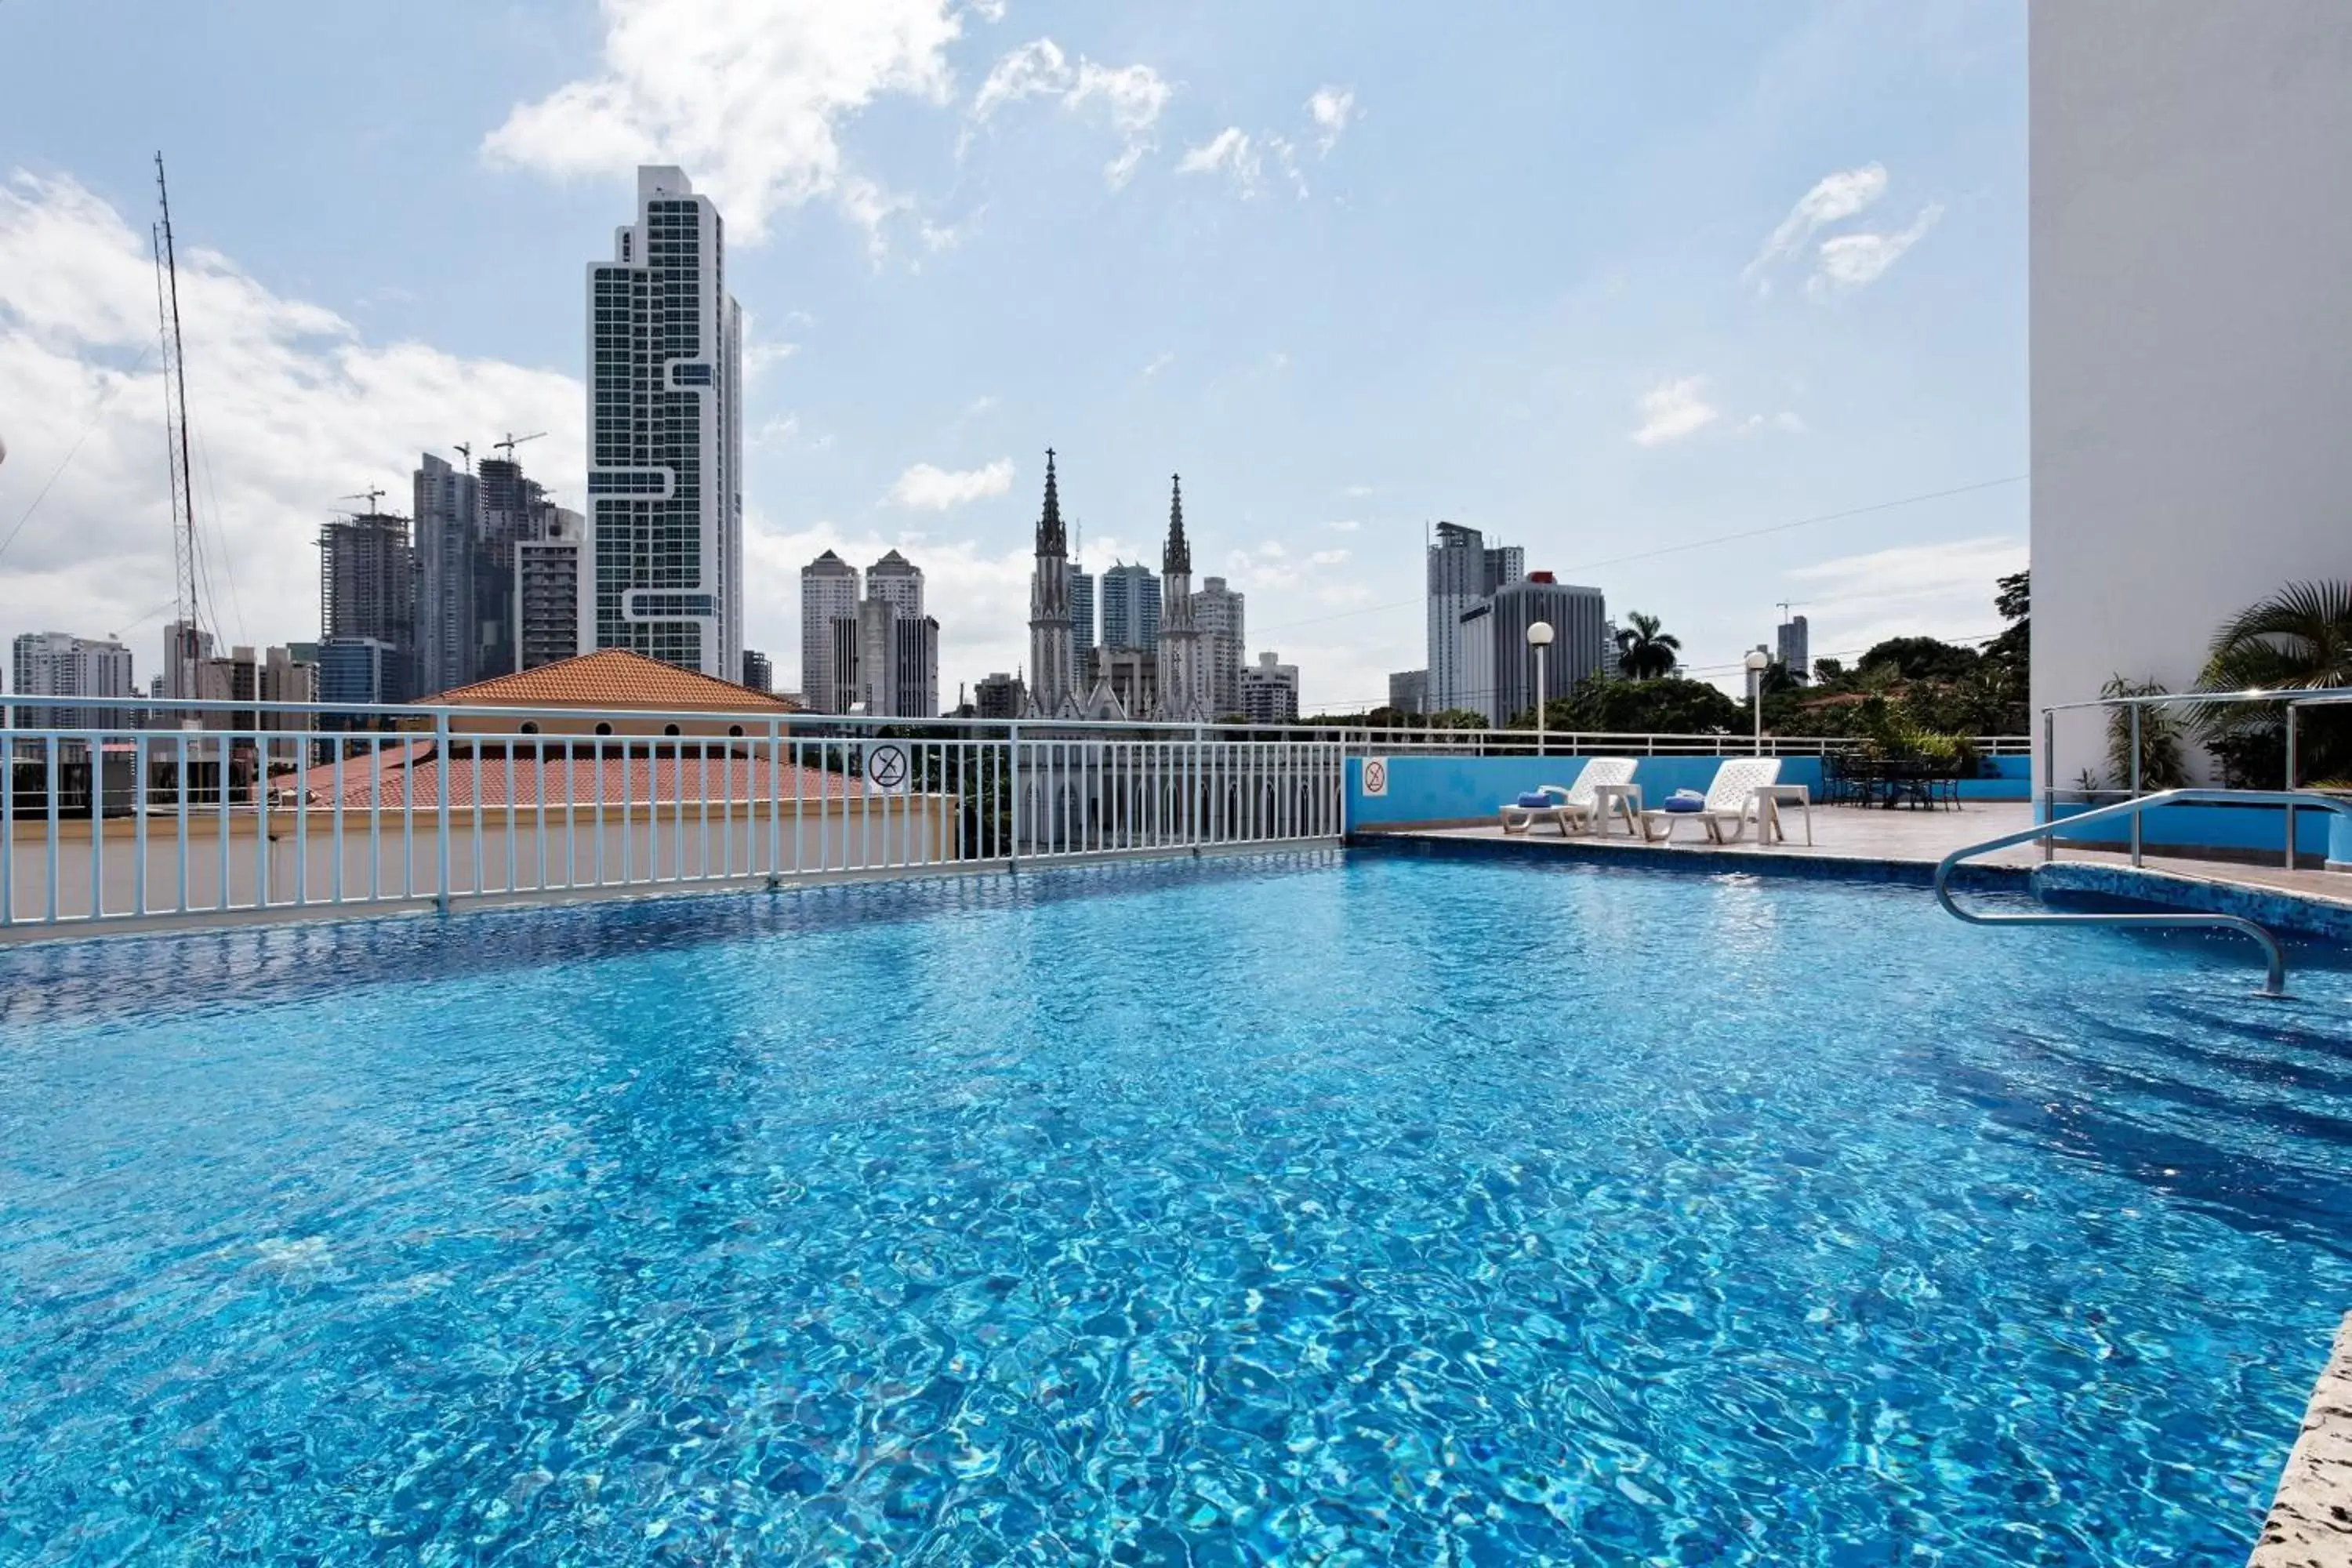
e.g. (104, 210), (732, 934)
(1163, 473), (1189, 576)
(1036, 448), (1067, 557)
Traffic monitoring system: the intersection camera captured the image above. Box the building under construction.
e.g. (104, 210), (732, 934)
(318, 511), (417, 705)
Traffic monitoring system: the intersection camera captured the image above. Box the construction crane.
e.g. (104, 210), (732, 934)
(494, 431), (546, 461)
(1776, 601), (1809, 623)
(153, 153), (202, 700)
(452, 441), (472, 473)
(339, 487), (387, 515)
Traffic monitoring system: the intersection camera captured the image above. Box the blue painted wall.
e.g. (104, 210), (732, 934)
(2043, 798), (2340, 858)
(1347, 753), (1826, 829)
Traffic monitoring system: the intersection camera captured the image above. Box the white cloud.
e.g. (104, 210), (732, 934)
(969, 39), (1172, 188)
(1142, 350), (1174, 377)
(1809, 204), (1943, 296)
(1178, 127), (1262, 194)
(959, 394), (999, 421)
(886, 457), (1015, 510)
(742, 339), (799, 378)
(1309, 548), (1350, 567)
(754, 414), (804, 447)
(1743, 162), (1887, 290)
(1325, 518), (1359, 532)
(0, 171), (583, 660)
(1785, 535), (2027, 656)
(1307, 85), (1356, 154)
(1736, 410), (1808, 436)
(479, 0), (967, 249)
(1630, 376), (1719, 446)
(1342, 484), (1375, 499)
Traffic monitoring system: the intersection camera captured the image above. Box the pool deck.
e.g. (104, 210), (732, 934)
(1355, 802), (2352, 938)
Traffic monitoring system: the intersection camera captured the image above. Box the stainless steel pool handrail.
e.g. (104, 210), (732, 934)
(1934, 788), (2352, 997)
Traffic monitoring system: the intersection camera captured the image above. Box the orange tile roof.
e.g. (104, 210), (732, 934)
(418, 650), (801, 712)
(284, 746), (862, 809)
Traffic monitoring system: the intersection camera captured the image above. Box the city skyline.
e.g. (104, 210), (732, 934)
(0, 1), (2026, 712)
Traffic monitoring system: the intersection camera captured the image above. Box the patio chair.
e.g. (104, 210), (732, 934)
(1497, 756), (1638, 835)
(1639, 757), (1783, 843)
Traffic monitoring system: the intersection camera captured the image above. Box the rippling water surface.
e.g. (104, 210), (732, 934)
(5, 851), (2352, 1565)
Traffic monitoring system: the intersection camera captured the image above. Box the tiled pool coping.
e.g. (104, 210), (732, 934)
(2250, 1312), (2352, 1568)
(1350, 830), (2352, 942)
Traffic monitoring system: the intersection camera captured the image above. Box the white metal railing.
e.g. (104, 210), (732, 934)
(2038, 685), (2352, 869)
(2, 698), (1346, 938)
(1275, 724), (2030, 757)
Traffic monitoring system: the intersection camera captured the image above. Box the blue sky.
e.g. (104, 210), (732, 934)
(0, 0), (2025, 710)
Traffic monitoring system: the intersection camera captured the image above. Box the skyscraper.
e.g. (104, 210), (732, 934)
(318, 510), (417, 702)
(1240, 652), (1301, 724)
(866, 549), (924, 618)
(414, 452), (480, 695)
(515, 508), (586, 672)
(1070, 566), (1097, 678)
(1192, 575), (1246, 717)
(1777, 615), (1810, 681)
(740, 649), (772, 693)
(1099, 563), (1160, 652)
(1387, 670), (1428, 716)
(1463, 574), (1609, 724)
(894, 614), (939, 719)
(799, 550), (860, 713)
(1425, 521), (1523, 713)
(1156, 476), (1210, 720)
(584, 165), (744, 677)
(1024, 451), (1076, 716)
(10, 632), (134, 730)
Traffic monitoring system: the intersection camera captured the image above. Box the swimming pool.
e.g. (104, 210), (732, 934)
(4, 851), (2348, 1563)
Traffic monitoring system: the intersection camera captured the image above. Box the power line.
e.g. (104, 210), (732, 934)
(1251, 474), (2027, 638)
(0, 340), (158, 568)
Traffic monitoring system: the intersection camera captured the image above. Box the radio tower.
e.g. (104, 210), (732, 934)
(153, 152), (202, 699)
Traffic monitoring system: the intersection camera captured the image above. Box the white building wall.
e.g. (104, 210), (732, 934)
(2031, 0), (2352, 787)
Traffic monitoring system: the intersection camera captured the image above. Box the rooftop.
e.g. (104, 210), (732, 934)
(419, 650), (800, 713)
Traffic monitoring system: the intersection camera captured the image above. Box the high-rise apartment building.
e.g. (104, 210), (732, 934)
(866, 549), (924, 619)
(1240, 652), (1301, 724)
(1100, 562), (1161, 652)
(318, 510), (417, 703)
(1452, 574), (1608, 724)
(975, 671), (1023, 720)
(799, 550), (860, 713)
(893, 615), (939, 719)
(414, 452), (480, 695)
(9, 631), (134, 730)
(584, 165), (744, 678)
(1070, 567), (1097, 677)
(1387, 670), (1428, 717)
(1777, 615), (1810, 681)
(1192, 575), (1246, 718)
(160, 619), (214, 709)
(515, 508), (585, 672)
(740, 649), (772, 693)
(1425, 521), (1523, 713)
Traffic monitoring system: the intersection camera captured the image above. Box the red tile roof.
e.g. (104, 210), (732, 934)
(283, 746), (864, 809)
(418, 650), (800, 712)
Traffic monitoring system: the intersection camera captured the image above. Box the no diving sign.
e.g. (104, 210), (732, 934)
(863, 741), (911, 793)
(1360, 757), (1390, 797)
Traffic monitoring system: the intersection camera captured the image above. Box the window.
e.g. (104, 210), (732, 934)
(519, 721), (539, 735)
(728, 724), (744, 738)
(662, 724), (682, 737)
(594, 722), (613, 736)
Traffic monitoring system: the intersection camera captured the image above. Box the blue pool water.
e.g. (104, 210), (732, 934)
(5, 852), (2352, 1565)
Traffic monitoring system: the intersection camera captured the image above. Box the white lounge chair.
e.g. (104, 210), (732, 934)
(1498, 757), (1639, 835)
(1639, 757), (1782, 844)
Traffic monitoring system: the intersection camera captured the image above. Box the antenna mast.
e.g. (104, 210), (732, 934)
(154, 153), (201, 698)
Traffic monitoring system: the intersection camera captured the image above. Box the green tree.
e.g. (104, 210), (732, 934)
(1613, 612), (1681, 681)
(2195, 580), (2352, 784)
(1858, 636), (1981, 681)
(1546, 675), (1741, 735)
(2100, 676), (2190, 790)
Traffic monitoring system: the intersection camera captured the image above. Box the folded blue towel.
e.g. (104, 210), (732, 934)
(1514, 792), (1551, 809)
(1661, 797), (1705, 813)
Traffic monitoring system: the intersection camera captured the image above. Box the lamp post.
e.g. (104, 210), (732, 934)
(1744, 648), (1771, 756)
(1527, 620), (1555, 755)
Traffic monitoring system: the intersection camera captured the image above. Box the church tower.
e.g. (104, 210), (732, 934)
(1024, 450), (1076, 716)
(1156, 474), (1211, 721)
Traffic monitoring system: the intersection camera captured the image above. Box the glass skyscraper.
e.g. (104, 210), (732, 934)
(584, 165), (743, 677)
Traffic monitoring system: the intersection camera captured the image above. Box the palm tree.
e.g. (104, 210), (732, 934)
(1615, 612), (1681, 681)
(2195, 580), (2352, 783)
